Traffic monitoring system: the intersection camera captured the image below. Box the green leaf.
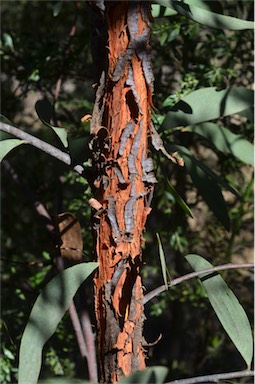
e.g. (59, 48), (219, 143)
(35, 99), (68, 148)
(186, 254), (253, 368)
(157, 0), (223, 13)
(185, 123), (254, 165)
(161, 87), (254, 131)
(3, 32), (14, 49)
(52, 1), (63, 17)
(167, 179), (193, 218)
(167, 144), (232, 229)
(39, 380), (90, 384)
(18, 262), (98, 384)
(119, 366), (169, 384)
(156, 234), (169, 289)
(151, 4), (177, 17)
(0, 139), (25, 162)
(156, 0), (254, 30)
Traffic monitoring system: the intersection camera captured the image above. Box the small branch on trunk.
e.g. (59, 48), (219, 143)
(0, 122), (86, 177)
(144, 262), (254, 304)
(166, 369), (254, 384)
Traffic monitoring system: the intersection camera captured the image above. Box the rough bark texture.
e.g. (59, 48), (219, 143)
(89, 2), (155, 382)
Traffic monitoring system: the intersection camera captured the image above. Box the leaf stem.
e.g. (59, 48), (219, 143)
(166, 369), (254, 384)
(144, 262), (254, 304)
(0, 122), (86, 176)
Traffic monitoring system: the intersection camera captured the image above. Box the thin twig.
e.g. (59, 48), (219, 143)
(166, 369), (254, 384)
(81, 309), (98, 383)
(69, 302), (88, 359)
(144, 263), (254, 304)
(0, 122), (86, 176)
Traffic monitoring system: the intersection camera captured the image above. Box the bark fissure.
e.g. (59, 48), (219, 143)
(90, 2), (155, 382)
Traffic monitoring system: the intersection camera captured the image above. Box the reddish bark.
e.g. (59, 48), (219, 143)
(89, 2), (155, 382)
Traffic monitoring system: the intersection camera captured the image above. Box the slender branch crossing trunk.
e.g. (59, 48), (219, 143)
(89, 2), (155, 382)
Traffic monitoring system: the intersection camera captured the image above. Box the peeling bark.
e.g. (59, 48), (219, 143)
(89, 2), (155, 382)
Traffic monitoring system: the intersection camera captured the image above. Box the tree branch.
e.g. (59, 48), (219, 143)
(0, 122), (86, 176)
(144, 263), (254, 304)
(166, 369), (254, 384)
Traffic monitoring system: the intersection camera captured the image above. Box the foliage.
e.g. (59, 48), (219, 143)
(1, 1), (253, 383)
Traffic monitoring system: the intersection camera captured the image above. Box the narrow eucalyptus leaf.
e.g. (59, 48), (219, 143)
(151, 4), (177, 17)
(18, 262), (98, 384)
(161, 87), (254, 131)
(35, 100), (68, 148)
(186, 254), (253, 369)
(156, 234), (168, 289)
(157, 0), (223, 13)
(0, 139), (25, 162)
(156, 0), (254, 30)
(186, 123), (254, 165)
(167, 179), (193, 218)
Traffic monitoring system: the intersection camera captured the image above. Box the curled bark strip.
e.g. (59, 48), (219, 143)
(111, 53), (128, 82)
(107, 196), (121, 243)
(90, 71), (106, 134)
(150, 122), (183, 165)
(89, 198), (103, 211)
(128, 119), (143, 176)
(114, 166), (127, 185)
(124, 196), (137, 235)
(142, 150), (158, 184)
(119, 121), (135, 156)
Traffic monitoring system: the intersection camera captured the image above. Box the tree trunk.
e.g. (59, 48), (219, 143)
(89, 2), (155, 382)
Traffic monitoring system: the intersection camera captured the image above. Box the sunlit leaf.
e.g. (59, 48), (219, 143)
(185, 123), (254, 165)
(39, 380), (89, 384)
(156, 0), (254, 30)
(156, 234), (169, 289)
(18, 262), (98, 384)
(52, 1), (63, 17)
(186, 254), (253, 369)
(35, 99), (68, 148)
(167, 179), (193, 218)
(0, 139), (25, 162)
(119, 366), (168, 384)
(161, 87), (254, 131)
(151, 4), (177, 17)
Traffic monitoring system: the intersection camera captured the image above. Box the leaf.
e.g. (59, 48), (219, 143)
(18, 262), (98, 384)
(186, 254), (253, 368)
(119, 366), (169, 384)
(0, 139), (25, 162)
(167, 179), (193, 218)
(161, 87), (254, 131)
(151, 4), (177, 17)
(52, 1), (63, 17)
(156, 0), (254, 30)
(185, 123), (254, 165)
(39, 380), (90, 384)
(156, 234), (169, 289)
(167, 144), (232, 229)
(156, 0), (223, 14)
(35, 99), (68, 148)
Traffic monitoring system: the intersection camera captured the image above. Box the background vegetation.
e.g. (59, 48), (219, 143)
(1, 1), (253, 383)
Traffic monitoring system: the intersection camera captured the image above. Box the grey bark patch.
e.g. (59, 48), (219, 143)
(119, 121), (135, 156)
(107, 196), (121, 242)
(127, 2), (139, 40)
